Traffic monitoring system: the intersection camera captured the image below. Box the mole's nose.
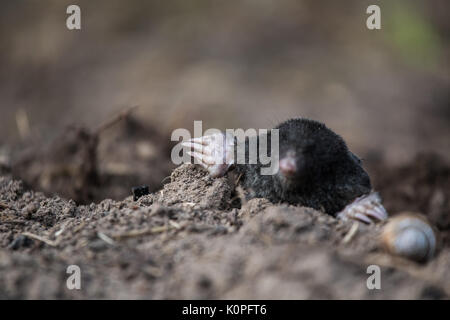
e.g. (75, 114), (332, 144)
(279, 156), (297, 177)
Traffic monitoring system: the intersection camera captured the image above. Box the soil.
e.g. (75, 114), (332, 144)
(9, 116), (175, 204)
(0, 136), (449, 298)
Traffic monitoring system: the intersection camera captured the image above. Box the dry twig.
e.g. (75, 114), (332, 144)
(342, 222), (359, 244)
(112, 225), (175, 240)
(94, 105), (139, 135)
(22, 232), (58, 246)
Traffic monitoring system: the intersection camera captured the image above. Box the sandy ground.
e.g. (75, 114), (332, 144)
(1, 155), (449, 299)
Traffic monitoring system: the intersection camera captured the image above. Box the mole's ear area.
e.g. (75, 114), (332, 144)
(181, 132), (235, 178)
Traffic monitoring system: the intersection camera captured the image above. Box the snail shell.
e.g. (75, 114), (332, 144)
(381, 213), (438, 263)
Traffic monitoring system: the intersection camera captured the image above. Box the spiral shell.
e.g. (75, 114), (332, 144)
(381, 213), (438, 263)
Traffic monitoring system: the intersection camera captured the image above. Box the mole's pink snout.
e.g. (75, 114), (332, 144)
(279, 155), (297, 177)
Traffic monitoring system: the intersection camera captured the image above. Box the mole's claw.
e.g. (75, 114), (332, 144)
(187, 136), (210, 145)
(182, 142), (212, 156)
(354, 213), (373, 224)
(183, 132), (235, 178)
(207, 164), (233, 178)
(337, 192), (388, 225)
(366, 206), (388, 221)
(186, 151), (215, 165)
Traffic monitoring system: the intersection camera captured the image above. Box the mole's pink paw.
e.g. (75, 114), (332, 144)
(182, 132), (235, 178)
(337, 192), (388, 224)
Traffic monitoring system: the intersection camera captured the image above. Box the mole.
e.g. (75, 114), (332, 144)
(182, 118), (388, 224)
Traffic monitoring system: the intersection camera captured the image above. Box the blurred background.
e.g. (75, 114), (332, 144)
(0, 0), (448, 203)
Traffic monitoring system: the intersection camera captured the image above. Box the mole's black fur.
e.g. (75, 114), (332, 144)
(233, 118), (372, 216)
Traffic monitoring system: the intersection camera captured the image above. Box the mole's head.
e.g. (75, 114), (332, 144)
(275, 118), (349, 185)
